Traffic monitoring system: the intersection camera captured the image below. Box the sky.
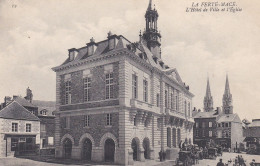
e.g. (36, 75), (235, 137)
(0, 0), (259, 121)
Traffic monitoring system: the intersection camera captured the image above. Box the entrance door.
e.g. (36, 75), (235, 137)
(104, 139), (115, 162)
(64, 138), (72, 158)
(143, 138), (150, 159)
(82, 138), (92, 160)
(131, 139), (138, 161)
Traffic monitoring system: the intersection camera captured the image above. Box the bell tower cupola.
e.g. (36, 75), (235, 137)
(142, 0), (162, 58)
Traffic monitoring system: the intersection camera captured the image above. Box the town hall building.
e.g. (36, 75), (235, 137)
(52, 0), (194, 165)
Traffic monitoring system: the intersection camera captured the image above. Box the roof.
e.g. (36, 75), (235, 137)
(217, 113), (241, 123)
(0, 101), (39, 121)
(249, 119), (260, 127)
(32, 100), (56, 117)
(52, 34), (193, 96)
(194, 110), (219, 119)
(13, 96), (37, 108)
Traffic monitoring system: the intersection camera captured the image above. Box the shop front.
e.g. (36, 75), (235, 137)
(5, 134), (38, 156)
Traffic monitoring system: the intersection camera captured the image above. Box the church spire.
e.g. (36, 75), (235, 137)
(206, 78), (212, 97)
(204, 78), (214, 112)
(223, 74), (233, 114)
(224, 75), (230, 95)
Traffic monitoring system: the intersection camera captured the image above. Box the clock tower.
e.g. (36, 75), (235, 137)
(142, 0), (162, 58)
(222, 75), (233, 114)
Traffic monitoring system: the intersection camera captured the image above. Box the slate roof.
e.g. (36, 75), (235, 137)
(32, 100), (56, 117)
(13, 96), (37, 108)
(0, 101), (39, 121)
(217, 113), (241, 123)
(248, 119), (260, 127)
(194, 110), (219, 119)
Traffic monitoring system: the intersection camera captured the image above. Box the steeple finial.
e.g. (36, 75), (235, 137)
(224, 74), (230, 95)
(147, 0), (152, 10)
(206, 77), (212, 97)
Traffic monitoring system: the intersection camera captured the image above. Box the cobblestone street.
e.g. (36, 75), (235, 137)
(0, 152), (260, 166)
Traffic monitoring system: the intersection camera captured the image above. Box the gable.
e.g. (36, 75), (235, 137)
(0, 101), (39, 121)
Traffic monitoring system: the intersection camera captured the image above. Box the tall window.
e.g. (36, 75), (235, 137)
(65, 81), (71, 104)
(84, 77), (91, 102)
(209, 122), (213, 128)
(229, 122), (231, 127)
(105, 73), (114, 99)
(156, 94), (160, 107)
(196, 122), (199, 128)
(175, 95), (178, 111)
(143, 80), (148, 102)
(12, 123), (18, 132)
(188, 102), (191, 117)
(209, 130), (212, 137)
(84, 115), (90, 127)
(40, 124), (46, 132)
(132, 74), (138, 99)
(26, 124), (31, 132)
(202, 122), (206, 128)
(106, 114), (112, 126)
(167, 128), (171, 147)
(202, 130), (205, 137)
(171, 93), (173, 109)
(165, 90), (168, 107)
(134, 117), (137, 126)
(184, 101), (187, 116)
(64, 117), (70, 129)
(196, 130), (199, 137)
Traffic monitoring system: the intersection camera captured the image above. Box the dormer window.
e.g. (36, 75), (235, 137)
(40, 110), (47, 116)
(87, 37), (97, 56)
(107, 31), (118, 50)
(68, 48), (78, 61)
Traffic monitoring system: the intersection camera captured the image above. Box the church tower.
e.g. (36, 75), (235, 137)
(204, 78), (214, 112)
(142, 0), (162, 58)
(222, 75), (233, 114)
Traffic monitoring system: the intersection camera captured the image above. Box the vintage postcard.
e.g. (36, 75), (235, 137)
(0, 0), (259, 165)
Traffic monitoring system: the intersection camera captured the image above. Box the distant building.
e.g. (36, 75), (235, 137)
(193, 76), (243, 149)
(243, 119), (260, 154)
(0, 101), (40, 157)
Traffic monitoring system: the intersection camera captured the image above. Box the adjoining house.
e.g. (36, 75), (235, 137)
(0, 101), (40, 157)
(0, 87), (56, 155)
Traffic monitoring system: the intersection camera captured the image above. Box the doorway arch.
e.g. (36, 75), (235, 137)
(104, 138), (115, 162)
(143, 138), (150, 159)
(63, 138), (72, 158)
(82, 138), (92, 160)
(131, 138), (138, 161)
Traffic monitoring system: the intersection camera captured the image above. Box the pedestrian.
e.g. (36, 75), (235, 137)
(250, 159), (256, 166)
(217, 159), (225, 166)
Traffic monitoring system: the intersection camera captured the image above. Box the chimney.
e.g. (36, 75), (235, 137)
(25, 87), (33, 103)
(68, 48), (78, 61)
(86, 37), (97, 55)
(107, 31), (118, 50)
(4, 96), (12, 106)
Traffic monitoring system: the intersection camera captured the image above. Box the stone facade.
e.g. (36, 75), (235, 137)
(52, 1), (194, 165)
(0, 118), (40, 157)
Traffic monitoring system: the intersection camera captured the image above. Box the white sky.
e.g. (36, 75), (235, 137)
(0, 0), (259, 121)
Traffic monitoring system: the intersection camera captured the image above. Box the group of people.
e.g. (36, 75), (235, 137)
(216, 155), (257, 166)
